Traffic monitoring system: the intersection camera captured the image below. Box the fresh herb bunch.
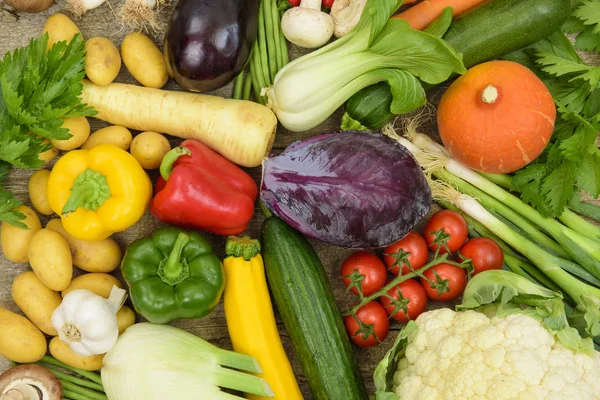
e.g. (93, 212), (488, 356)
(0, 33), (95, 226)
(504, 12), (600, 218)
(342, 231), (471, 343)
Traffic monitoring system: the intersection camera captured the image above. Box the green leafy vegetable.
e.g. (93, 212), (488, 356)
(504, 31), (600, 217)
(0, 33), (96, 169)
(266, 0), (465, 132)
(423, 6), (454, 38)
(567, 0), (600, 52)
(0, 161), (25, 228)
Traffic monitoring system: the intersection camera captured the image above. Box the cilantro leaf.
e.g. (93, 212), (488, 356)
(0, 33), (96, 169)
(535, 51), (600, 89)
(577, 150), (600, 198)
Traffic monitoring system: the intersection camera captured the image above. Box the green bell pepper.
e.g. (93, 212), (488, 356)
(121, 227), (225, 324)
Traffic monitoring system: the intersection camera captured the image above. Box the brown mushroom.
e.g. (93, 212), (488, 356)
(0, 365), (62, 400)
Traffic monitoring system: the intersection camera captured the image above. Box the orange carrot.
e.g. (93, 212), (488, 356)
(403, 0), (419, 4)
(392, 0), (486, 31)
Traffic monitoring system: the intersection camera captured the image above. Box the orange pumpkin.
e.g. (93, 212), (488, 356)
(437, 60), (556, 174)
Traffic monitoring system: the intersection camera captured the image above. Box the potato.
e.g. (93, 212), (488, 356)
(62, 273), (123, 298)
(28, 169), (53, 215)
(82, 126), (133, 151)
(12, 271), (62, 336)
(130, 131), (172, 169)
(52, 117), (90, 151)
(121, 32), (169, 89)
(46, 219), (122, 273)
(85, 37), (121, 86)
(0, 307), (47, 363)
(117, 306), (136, 334)
(39, 139), (59, 165)
(49, 337), (104, 371)
(1, 205), (42, 263)
(43, 13), (82, 50)
(28, 228), (73, 291)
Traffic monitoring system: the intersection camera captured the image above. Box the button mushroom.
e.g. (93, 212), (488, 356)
(281, 0), (334, 48)
(330, 0), (368, 38)
(0, 365), (62, 400)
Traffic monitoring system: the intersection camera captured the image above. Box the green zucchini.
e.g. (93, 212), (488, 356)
(261, 215), (369, 400)
(341, 0), (571, 131)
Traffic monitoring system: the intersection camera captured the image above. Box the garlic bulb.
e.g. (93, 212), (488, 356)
(51, 286), (127, 357)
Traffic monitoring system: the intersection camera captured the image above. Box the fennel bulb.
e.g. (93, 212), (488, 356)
(101, 323), (274, 400)
(266, 0), (465, 132)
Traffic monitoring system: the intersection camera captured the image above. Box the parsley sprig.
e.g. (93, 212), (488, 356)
(0, 33), (95, 226)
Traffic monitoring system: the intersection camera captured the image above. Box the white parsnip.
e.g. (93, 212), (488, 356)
(81, 80), (278, 167)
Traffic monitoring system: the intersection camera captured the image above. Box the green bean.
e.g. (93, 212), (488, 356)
(270, 0), (284, 70)
(263, 0), (278, 80)
(257, 0), (271, 85)
(243, 74), (253, 100)
(43, 365), (105, 392)
(250, 42), (267, 104)
(41, 356), (103, 386)
(279, 26), (289, 65)
(233, 71), (245, 99)
(60, 381), (107, 400)
(251, 80), (264, 104)
(62, 390), (86, 400)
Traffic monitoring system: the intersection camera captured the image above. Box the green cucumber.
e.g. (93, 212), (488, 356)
(342, 0), (571, 131)
(261, 216), (369, 400)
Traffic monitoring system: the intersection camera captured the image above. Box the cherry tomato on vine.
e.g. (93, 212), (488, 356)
(459, 238), (504, 275)
(340, 252), (387, 296)
(383, 232), (429, 276)
(424, 210), (468, 254)
(288, 0), (300, 6)
(380, 279), (427, 322)
(322, 0), (334, 7)
(344, 301), (389, 348)
(421, 263), (467, 301)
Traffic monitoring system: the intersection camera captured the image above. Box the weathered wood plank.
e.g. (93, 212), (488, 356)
(1, 4), (599, 399)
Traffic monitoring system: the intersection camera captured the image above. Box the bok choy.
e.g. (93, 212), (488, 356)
(265, 0), (465, 132)
(101, 323), (274, 400)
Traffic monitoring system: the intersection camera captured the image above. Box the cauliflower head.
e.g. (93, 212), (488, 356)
(390, 308), (600, 400)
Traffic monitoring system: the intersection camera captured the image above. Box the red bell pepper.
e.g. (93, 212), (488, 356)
(150, 139), (258, 236)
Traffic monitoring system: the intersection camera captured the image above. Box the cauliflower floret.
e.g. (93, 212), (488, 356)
(392, 309), (600, 400)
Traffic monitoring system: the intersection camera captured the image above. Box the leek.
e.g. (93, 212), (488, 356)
(266, 0), (465, 132)
(101, 323), (274, 400)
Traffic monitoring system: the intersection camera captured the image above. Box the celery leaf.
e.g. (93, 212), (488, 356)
(573, 0), (600, 35)
(0, 33), (95, 169)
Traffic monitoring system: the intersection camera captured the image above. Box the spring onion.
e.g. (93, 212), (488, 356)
(407, 131), (600, 280)
(266, 0), (465, 132)
(101, 323), (274, 400)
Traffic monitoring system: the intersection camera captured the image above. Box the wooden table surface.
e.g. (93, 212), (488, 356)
(0, 4), (598, 399)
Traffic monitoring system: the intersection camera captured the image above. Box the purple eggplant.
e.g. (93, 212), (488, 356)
(261, 131), (431, 249)
(164, 0), (258, 93)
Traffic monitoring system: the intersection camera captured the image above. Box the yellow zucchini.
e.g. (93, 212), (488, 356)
(223, 236), (303, 400)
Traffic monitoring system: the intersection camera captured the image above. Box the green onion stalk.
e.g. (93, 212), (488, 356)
(430, 180), (600, 338)
(406, 131), (600, 281)
(478, 172), (600, 242)
(382, 125), (600, 340)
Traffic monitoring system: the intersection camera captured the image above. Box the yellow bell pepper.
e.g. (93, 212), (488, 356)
(47, 144), (152, 241)
(223, 236), (304, 400)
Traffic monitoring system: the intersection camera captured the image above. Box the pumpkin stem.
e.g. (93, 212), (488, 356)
(481, 85), (499, 104)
